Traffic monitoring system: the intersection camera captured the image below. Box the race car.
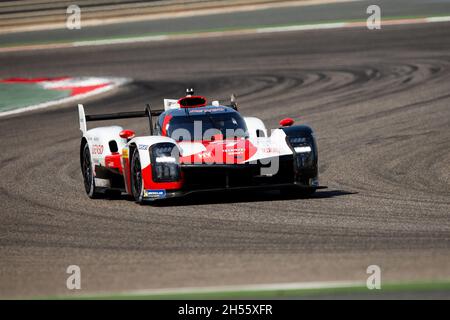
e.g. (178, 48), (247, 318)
(78, 89), (325, 203)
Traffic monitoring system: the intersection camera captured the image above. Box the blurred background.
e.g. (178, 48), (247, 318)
(0, 0), (449, 299)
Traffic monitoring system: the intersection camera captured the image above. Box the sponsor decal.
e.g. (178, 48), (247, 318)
(179, 139), (257, 165)
(197, 151), (212, 159)
(188, 107), (225, 114)
(260, 147), (279, 153)
(122, 148), (129, 159)
(143, 189), (167, 199)
(92, 144), (104, 155)
(138, 144), (149, 150)
(256, 140), (280, 154)
(224, 147), (245, 155)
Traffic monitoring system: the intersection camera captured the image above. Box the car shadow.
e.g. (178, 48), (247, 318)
(148, 189), (357, 207)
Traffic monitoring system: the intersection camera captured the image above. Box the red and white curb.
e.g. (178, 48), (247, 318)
(0, 77), (129, 117)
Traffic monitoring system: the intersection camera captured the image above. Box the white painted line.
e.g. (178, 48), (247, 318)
(0, 77), (130, 118)
(92, 280), (365, 297)
(257, 22), (347, 33)
(73, 35), (169, 47)
(426, 16), (450, 23)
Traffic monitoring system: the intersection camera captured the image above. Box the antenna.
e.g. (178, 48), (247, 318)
(186, 88), (194, 97)
(230, 93), (238, 111)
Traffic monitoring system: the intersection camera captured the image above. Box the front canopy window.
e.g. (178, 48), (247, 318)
(167, 112), (248, 141)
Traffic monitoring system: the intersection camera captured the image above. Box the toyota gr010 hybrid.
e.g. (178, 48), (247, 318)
(78, 90), (325, 203)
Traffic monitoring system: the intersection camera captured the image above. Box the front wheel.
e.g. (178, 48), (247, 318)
(130, 148), (144, 203)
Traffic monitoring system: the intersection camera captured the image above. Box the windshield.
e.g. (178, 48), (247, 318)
(167, 112), (248, 141)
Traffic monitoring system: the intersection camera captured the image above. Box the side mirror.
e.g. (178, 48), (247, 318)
(119, 129), (136, 140)
(279, 118), (294, 127)
(256, 129), (265, 138)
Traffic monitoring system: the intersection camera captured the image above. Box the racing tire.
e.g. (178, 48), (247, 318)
(81, 143), (102, 199)
(130, 148), (144, 203)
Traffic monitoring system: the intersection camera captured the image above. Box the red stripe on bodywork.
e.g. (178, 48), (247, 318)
(122, 154), (131, 194)
(161, 114), (173, 137)
(179, 139), (257, 165)
(105, 153), (122, 174)
(141, 165), (183, 190)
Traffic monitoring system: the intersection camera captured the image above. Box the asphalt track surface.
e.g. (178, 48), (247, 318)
(1, 22), (450, 298)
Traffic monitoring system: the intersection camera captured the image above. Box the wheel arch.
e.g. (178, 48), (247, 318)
(128, 136), (178, 169)
(244, 116), (267, 138)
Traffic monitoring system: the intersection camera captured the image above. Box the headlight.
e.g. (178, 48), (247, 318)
(288, 136), (313, 151)
(287, 135), (315, 169)
(153, 144), (175, 157)
(294, 146), (312, 153)
(289, 136), (308, 145)
(155, 156), (177, 163)
(150, 143), (180, 182)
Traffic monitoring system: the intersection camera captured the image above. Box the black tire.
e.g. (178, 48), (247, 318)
(81, 143), (102, 199)
(130, 148), (144, 203)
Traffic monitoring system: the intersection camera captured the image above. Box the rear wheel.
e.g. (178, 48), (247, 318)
(130, 148), (144, 203)
(81, 143), (102, 198)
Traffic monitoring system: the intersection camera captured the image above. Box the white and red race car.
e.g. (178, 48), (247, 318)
(78, 90), (325, 203)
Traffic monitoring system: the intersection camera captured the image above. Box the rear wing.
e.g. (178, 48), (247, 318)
(161, 88), (238, 111)
(162, 96), (237, 111)
(78, 104), (164, 135)
(163, 99), (179, 111)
